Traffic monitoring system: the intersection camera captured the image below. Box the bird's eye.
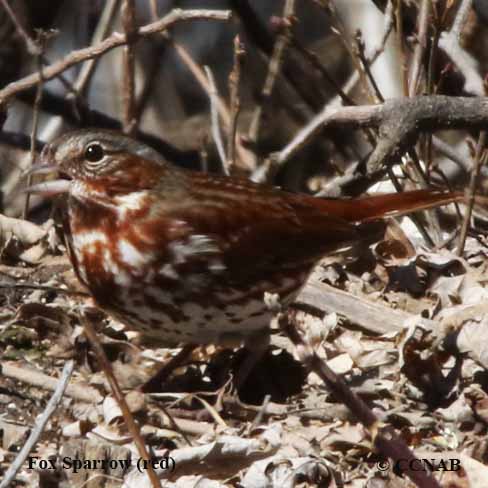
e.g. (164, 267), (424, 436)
(84, 143), (105, 163)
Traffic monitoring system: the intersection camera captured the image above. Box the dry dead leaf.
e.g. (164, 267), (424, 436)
(0, 214), (46, 245)
(0, 419), (29, 450)
(241, 456), (334, 488)
(456, 319), (488, 369)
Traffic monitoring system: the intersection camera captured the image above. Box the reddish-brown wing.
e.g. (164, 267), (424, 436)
(148, 170), (364, 286)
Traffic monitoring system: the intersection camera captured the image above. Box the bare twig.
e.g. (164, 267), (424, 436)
(248, 0), (296, 145)
(0, 9), (231, 105)
(393, 157), (439, 247)
(439, 0), (484, 95)
(353, 30), (384, 103)
(80, 310), (161, 488)
(227, 36), (244, 170)
(249, 394), (271, 431)
(0, 361), (74, 488)
(326, 0), (394, 109)
(2, 0), (111, 102)
(1, 0), (44, 219)
(171, 37), (254, 170)
(395, 0), (409, 95)
(133, 41), (167, 125)
(171, 40), (229, 126)
(408, 0), (431, 97)
(250, 0), (394, 183)
(230, 0), (325, 112)
(204, 66), (228, 173)
(1, 362), (101, 403)
(432, 136), (469, 173)
(134, 0), (168, 125)
(450, 0), (473, 39)
(2, 0), (115, 103)
(328, 1), (377, 104)
(30, 0), (121, 166)
(121, 0), (138, 135)
(73, 0), (121, 96)
(289, 35), (354, 106)
(0, 0), (40, 56)
(149, 0), (159, 19)
(22, 51), (44, 219)
(457, 131), (487, 255)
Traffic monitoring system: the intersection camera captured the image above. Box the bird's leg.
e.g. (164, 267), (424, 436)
(141, 343), (197, 393)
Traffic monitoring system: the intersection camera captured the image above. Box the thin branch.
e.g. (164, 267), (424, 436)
(0, 8), (232, 105)
(1, 361), (100, 402)
(432, 136), (469, 173)
(171, 39), (229, 126)
(248, 0), (296, 145)
(80, 310), (161, 488)
(1, 0), (109, 100)
(451, 0), (473, 37)
(405, 149), (443, 243)
(327, 1), (377, 104)
(386, 163), (435, 248)
(408, 0), (431, 96)
(0, 0), (40, 56)
(204, 66), (228, 174)
(354, 30), (384, 103)
(121, 0), (138, 135)
(227, 36), (244, 169)
(24, 0), (122, 194)
(0, 361), (74, 488)
(23, 50), (44, 219)
(170, 37), (254, 170)
(230, 0), (325, 111)
(324, 0), (394, 109)
(439, 0), (484, 95)
(133, 0), (169, 126)
(149, 0), (159, 19)
(249, 394), (271, 431)
(249, 0), (394, 184)
(288, 34), (355, 106)
(133, 41), (167, 125)
(457, 131), (487, 255)
(73, 0), (121, 96)
(367, 0), (395, 71)
(395, 0), (409, 96)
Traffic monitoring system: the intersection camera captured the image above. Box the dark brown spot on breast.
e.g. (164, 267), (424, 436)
(143, 294), (188, 323)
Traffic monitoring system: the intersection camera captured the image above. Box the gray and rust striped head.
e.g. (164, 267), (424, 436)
(27, 129), (172, 196)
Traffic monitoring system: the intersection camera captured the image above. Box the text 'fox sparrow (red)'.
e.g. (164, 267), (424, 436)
(29, 130), (465, 351)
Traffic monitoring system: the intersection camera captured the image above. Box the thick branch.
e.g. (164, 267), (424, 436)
(277, 95), (488, 173)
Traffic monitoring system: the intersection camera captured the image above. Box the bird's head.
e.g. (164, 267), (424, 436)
(27, 130), (170, 197)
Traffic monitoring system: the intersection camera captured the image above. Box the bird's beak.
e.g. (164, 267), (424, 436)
(23, 163), (72, 196)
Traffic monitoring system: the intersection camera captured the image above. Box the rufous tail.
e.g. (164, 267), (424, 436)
(316, 189), (468, 223)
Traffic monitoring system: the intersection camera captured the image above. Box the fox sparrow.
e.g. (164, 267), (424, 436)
(29, 130), (465, 382)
